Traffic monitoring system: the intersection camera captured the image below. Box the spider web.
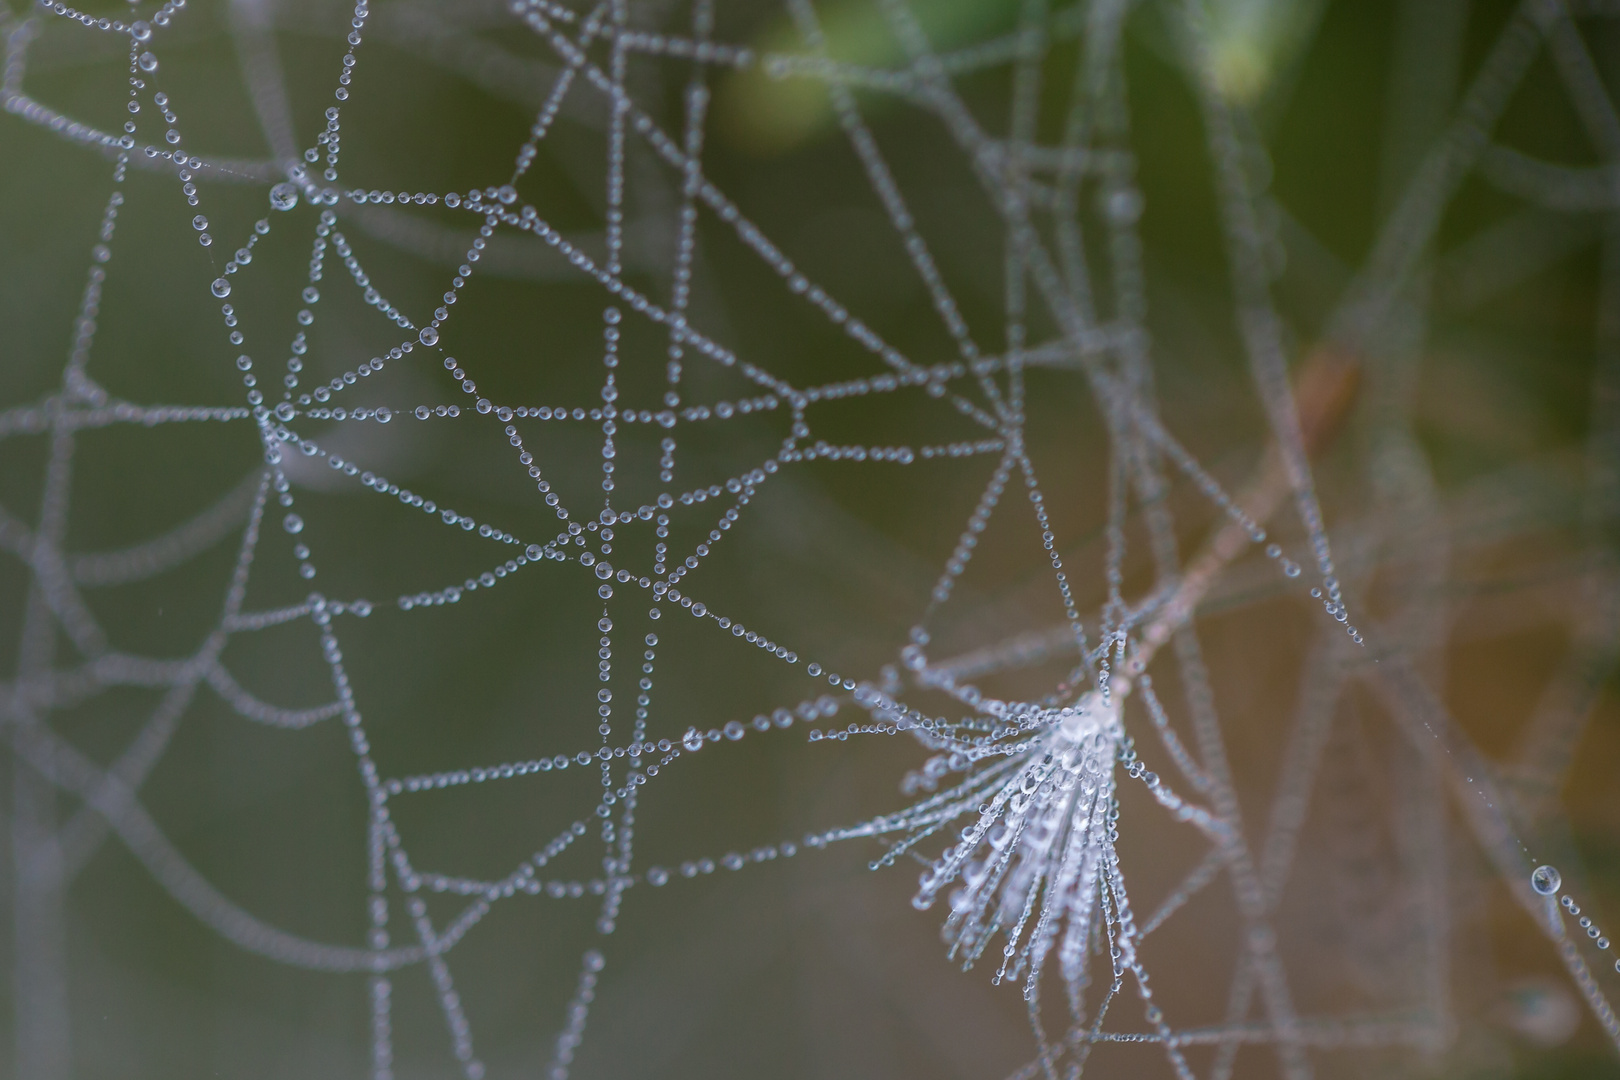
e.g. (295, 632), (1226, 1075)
(2, 0), (1619, 1077)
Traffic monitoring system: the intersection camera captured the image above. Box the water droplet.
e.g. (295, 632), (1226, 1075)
(1282, 560), (1301, 578)
(1106, 189), (1143, 224)
(197, 233), (212, 247)
(210, 278), (231, 298)
(137, 51), (157, 72)
(269, 182), (299, 211)
(234, 247), (252, 266)
(1531, 865), (1562, 896)
(283, 513), (304, 534)
(419, 326), (439, 346)
(192, 215), (208, 231)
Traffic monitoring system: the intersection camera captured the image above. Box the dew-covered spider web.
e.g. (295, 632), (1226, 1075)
(3, 0), (1620, 1076)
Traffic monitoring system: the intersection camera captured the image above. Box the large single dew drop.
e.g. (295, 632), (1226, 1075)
(269, 183), (299, 212)
(419, 326), (439, 346)
(210, 277), (231, 298)
(137, 51), (157, 72)
(192, 214), (208, 231)
(283, 513), (305, 535)
(1531, 865), (1562, 897)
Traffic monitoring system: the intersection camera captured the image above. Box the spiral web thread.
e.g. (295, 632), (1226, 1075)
(1, 0), (1619, 1077)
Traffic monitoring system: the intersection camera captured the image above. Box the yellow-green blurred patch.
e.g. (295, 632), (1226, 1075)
(1200, 0), (1327, 103)
(717, 0), (1020, 155)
